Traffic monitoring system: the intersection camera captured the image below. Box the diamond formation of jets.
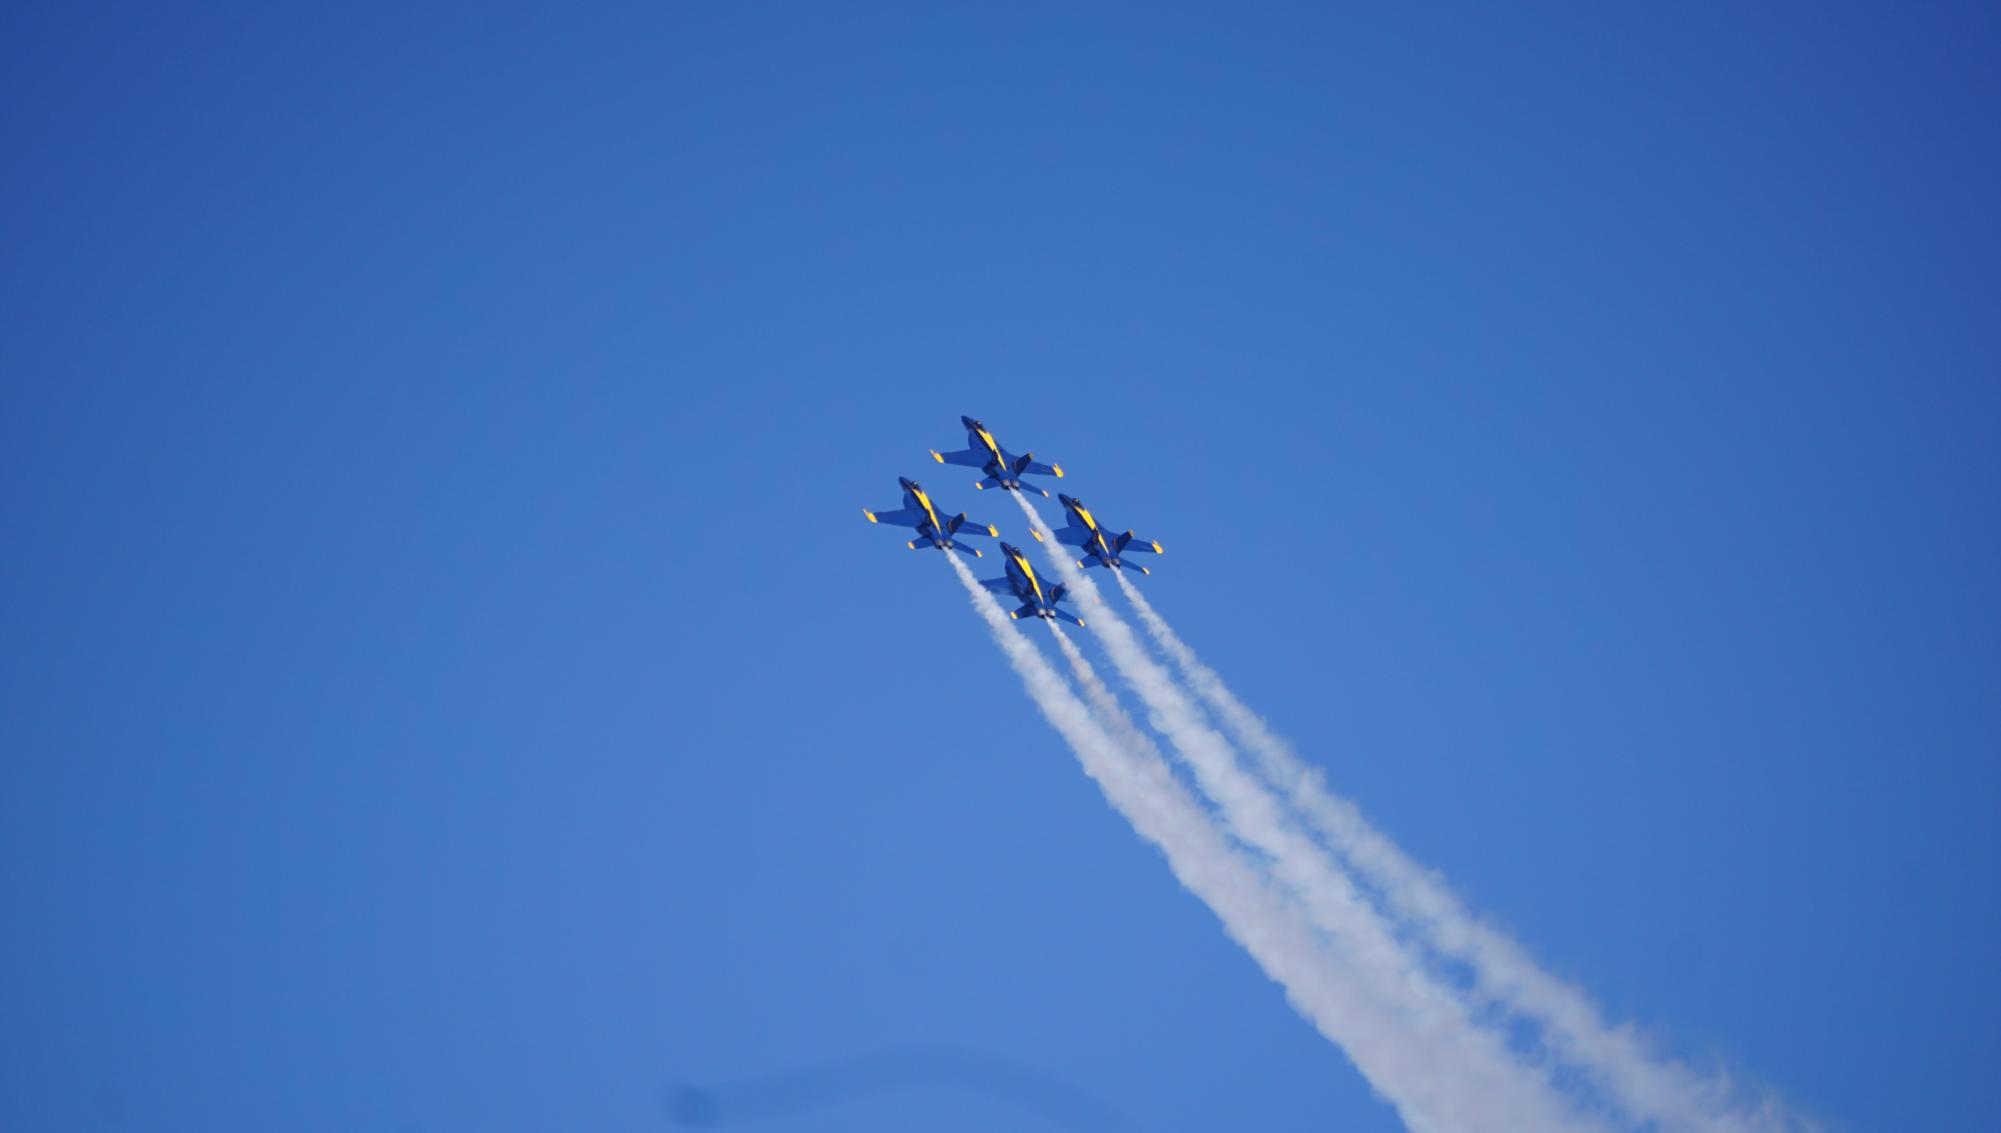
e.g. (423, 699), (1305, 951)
(983, 542), (1086, 627)
(863, 477), (997, 558)
(1033, 493), (1164, 574)
(866, 416), (1164, 594)
(931, 415), (1065, 496)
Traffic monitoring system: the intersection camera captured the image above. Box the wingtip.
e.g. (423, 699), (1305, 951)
(987, 524), (999, 537)
(1039, 488), (1050, 498)
(863, 508), (877, 523)
(1053, 464), (1065, 478)
(974, 548), (983, 558)
(1153, 541), (1164, 553)
(1030, 529), (1043, 543)
(930, 449), (944, 463)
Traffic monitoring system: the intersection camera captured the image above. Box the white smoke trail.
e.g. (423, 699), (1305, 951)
(1047, 624), (1158, 763)
(1111, 568), (1807, 1133)
(1004, 498), (1597, 1133)
(943, 552), (1589, 1133)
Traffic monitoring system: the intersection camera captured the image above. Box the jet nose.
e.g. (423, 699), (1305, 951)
(1000, 542), (1020, 556)
(1058, 494), (1077, 507)
(961, 415), (980, 429)
(899, 476), (917, 490)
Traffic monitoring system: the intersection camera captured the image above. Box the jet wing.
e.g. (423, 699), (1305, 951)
(864, 507), (928, 529)
(931, 448), (991, 469)
(1053, 524), (1092, 547)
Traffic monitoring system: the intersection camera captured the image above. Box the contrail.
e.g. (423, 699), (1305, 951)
(1109, 567), (1807, 1133)
(999, 501), (1596, 1133)
(1046, 623), (1160, 770)
(942, 552), (1591, 1133)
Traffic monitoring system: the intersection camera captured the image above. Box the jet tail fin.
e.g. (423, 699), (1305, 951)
(1017, 452), (1064, 480)
(946, 513), (999, 538)
(1009, 453), (1057, 494)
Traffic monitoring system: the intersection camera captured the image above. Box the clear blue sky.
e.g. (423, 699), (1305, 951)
(4, 4), (1997, 1131)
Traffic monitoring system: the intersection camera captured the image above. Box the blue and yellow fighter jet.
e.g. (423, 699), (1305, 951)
(1030, 493), (1165, 574)
(930, 415), (1065, 496)
(982, 542), (1086, 626)
(863, 477), (997, 558)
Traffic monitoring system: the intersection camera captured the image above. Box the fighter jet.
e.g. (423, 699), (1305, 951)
(982, 542), (1085, 627)
(930, 415), (1065, 496)
(1031, 493), (1164, 574)
(863, 477), (998, 558)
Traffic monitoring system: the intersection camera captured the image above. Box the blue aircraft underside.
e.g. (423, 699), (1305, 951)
(982, 543), (1085, 626)
(863, 477), (997, 559)
(1042, 494), (1163, 575)
(931, 415), (1064, 496)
